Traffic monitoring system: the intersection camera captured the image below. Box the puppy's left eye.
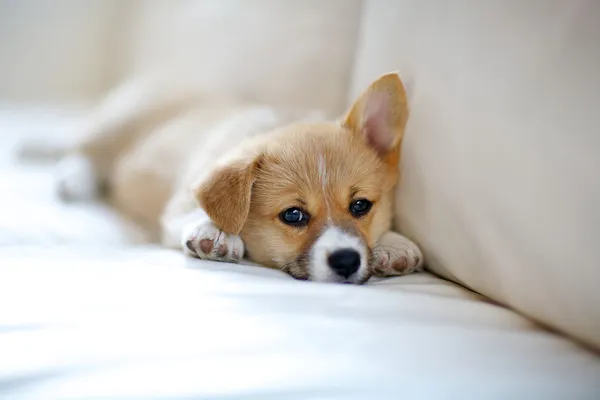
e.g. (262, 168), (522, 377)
(349, 199), (372, 217)
(279, 207), (310, 227)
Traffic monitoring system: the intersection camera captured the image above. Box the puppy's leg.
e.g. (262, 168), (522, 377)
(55, 152), (101, 201)
(160, 187), (245, 262)
(182, 212), (245, 263)
(371, 231), (424, 277)
(57, 74), (201, 201)
(162, 206), (244, 262)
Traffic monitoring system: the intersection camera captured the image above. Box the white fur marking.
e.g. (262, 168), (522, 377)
(162, 208), (210, 248)
(317, 154), (327, 188)
(372, 231), (424, 276)
(309, 226), (368, 283)
(317, 154), (332, 219)
(181, 218), (244, 262)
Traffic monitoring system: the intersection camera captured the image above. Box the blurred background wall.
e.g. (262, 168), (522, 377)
(0, 0), (121, 105)
(0, 0), (363, 114)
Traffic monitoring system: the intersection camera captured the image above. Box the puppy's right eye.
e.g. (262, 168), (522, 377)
(279, 207), (310, 227)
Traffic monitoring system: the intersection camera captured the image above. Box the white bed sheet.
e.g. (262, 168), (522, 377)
(1, 108), (599, 399)
(2, 247), (600, 399)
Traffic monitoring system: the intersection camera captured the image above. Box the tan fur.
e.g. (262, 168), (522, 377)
(236, 123), (396, 269)
(61, 72), (421, 282)
(194, 73), (408, 270)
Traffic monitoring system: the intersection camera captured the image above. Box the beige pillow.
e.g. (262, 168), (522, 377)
(349, 0), (600, 350)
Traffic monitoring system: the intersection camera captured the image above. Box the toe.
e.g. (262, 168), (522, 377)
(199, 239), (214, 254)
(216, 244), (228, 257)
(391, 256), (408, 273)
(185, 239), (196, 253)
(412, 254), (421, 267)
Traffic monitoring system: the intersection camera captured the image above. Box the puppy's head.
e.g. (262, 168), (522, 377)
(196, 73), (409, 283)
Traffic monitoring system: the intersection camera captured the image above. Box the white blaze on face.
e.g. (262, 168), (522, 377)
(309, 226), (368, 283)
(312, 154), (368, 283)
(317, 153), (333, 219)
(317, 154), (327, 188)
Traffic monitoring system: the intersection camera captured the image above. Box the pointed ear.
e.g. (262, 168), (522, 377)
(343, 72), (409, 156)
(193, 155), (259, 235)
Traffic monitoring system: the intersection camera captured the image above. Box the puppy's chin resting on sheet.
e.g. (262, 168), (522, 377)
(56, 72), (424, 284)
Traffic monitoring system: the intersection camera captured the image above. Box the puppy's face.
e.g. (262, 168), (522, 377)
(196, 73), (409, 284)
(240, 125), (397, 283)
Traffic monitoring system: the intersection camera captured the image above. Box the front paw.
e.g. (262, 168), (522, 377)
(182, 221), (244, 262)
(371, 232), (424, 277)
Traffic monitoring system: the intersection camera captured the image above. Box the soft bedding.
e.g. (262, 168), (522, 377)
(1, 108), (599, 399)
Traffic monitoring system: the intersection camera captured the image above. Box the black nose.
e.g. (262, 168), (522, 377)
(328, 248), (361, 278)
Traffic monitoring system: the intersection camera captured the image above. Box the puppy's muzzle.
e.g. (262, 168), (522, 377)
(309, 226), (368, 283)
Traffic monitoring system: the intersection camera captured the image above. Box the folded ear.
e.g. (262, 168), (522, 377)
(343, 72), (409, 156)
(193, 155), (259, 235)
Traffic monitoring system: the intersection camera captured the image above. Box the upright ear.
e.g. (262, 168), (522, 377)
(193, 155), (259, 235)
(343, 72), (409, 156)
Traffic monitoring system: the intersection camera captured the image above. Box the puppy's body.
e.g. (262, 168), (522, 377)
(58, 73), (424, 283)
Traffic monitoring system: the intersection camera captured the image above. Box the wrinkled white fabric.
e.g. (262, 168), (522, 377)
(1, 247), (600, 399)
(0, 112), (599, 398)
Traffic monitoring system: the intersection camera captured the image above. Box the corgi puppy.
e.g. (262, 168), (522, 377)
(57, 72), (424, 284)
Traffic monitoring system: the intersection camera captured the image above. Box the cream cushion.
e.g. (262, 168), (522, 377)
(350, 0), (600, 350)
(118, 0), (362, 115)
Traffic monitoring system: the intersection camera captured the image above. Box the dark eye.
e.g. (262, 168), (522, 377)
(279, 207), (310, 226)
(349, 199), (372, 217)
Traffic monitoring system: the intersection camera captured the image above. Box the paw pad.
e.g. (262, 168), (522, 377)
(199, 238), (214, 254)
(181, 220), (244, 263)
(370, 237), (424, 278)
